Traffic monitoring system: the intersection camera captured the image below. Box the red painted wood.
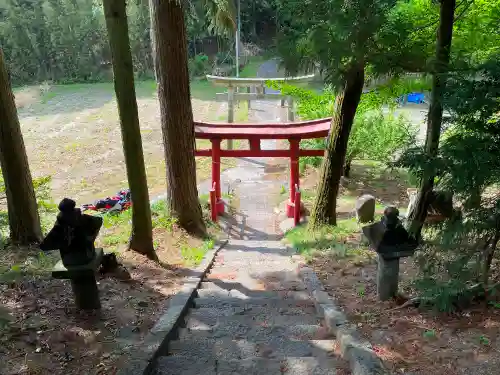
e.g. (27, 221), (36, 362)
(196, 118), (330, 222)
(211, 139), (221, 202)
(294, 187), (301, 226)
(195, 149), (325, 158)
(249, 139), (260, 151)
(210, 185), (217, 222)
(289, 140), (300, 204)
(194, 118), (331, 140)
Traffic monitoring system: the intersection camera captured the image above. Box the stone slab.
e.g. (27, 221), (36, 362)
(115, 240), (227, 375)
(52, 248), (103, 279)
(194, 296), (316, 309)
(299, 260), (391, 375)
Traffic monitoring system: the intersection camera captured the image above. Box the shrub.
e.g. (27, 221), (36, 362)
(269, 82), (418, 173)
(396, 57), (500, 311)
(188, 54), (211, 78)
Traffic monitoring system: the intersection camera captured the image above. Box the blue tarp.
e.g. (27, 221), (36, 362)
(406, 92), (425, 104)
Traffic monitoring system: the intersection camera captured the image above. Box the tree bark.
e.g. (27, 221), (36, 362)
(103, 0), (156, 258)
(407, 0), (456, 240)
(309, 65), (365, 229)
(0, 49), (42, 245)
(150, 0), (206, 237)
(148, 0), (159, 81)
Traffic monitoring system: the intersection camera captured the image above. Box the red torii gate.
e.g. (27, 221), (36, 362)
(194, 118), (331, 226)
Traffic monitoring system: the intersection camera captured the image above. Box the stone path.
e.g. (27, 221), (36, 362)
(152, 61), (344, 374)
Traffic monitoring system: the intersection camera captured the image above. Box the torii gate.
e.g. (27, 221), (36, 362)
(206, 74), (315, 149)
(194, 118), (331, 226)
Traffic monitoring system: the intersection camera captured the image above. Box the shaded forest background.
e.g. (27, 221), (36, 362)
(0, 0), (277, 84)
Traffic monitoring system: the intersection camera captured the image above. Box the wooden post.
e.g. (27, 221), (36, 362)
(211, 139), (221, 201)
(287, 96), (295, 122)
(210, 183), (217, 222)
(294, 185), (301, 226)
(211, 138), (224, 215)
(377, 255), (400, 301)
(71, 276), (101, 310)
(287, 139), (300, 218)
(247, 86), (251, 109)
(227, 86), (234, 150)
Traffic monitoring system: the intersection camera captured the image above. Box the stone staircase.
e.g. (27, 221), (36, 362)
(152, 240), (345, 375)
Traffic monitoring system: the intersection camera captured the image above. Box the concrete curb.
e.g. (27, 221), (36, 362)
(116, 239), (228, 375)
(298, 266), (390, 375)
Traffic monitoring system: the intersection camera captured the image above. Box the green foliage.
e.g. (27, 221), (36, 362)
(396, 57), (500, 311)
(189, 54), (211, 78)
(346, 111), (416, 164)
(270, 82), (419, 171)
(0, 173), (55, 241)
(181, 238), (214, 265)
(0, 0), (251, 85)
(151, 199), (177, 231)
(274, 0), (416, 84)
(285, 218), (360, 255)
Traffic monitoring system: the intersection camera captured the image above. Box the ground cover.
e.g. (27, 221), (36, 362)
(284, 161), (500, 375)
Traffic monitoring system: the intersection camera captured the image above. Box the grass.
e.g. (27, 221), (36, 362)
(95, 198), (217, 266)
(239, 56), (266, 78)
(285, 219), (375, 264)
(15, 77), (241, 204)
(286, 218), (358, 253)
(181, 238), (214, 266)
(36, 79), (220, 103)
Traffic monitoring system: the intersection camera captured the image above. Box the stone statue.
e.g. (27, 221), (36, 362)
(40, 198), (103, 267)
(362, 206), (418, 301)
(362, 206), (417, 256)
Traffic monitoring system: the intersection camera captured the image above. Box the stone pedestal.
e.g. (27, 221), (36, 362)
(71, 275), (101, 310)
(377, 255), (400, 301)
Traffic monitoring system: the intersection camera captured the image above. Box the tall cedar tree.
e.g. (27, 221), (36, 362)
(407, 0), (456, 239)
(103, 0), (156, 258)
(276, 0), (416, 228)
(0, 49), (42, 244)
(150, 0), (206, 236)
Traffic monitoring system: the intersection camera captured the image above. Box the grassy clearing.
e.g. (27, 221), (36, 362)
(0, 195), (218, 286)
(14, 78), (244, 204)
(298, 160), (413, 220)
(285, 218), (375, 263)
(239, 56), (266, 78)
(95, 199), (216, 266)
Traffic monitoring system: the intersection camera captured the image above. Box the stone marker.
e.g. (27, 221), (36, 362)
(362, 206), (418, 301)
(355, 194), (376, 223)
(41, 198), (104, 310)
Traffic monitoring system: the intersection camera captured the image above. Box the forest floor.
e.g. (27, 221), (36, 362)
(2, 75), (256, 375)
(283, 161), (500, 375)
(14, 79), (248, 205)
(0, 197), (222, 375)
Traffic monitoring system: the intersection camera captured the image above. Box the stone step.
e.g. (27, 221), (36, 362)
(201, 277), (307, 293)
(186, 308), (321, 331)
(155, 355), (341, 375)
(177, 323), (330, 342)
(194, 296), (316, 309)
(186, 305), (319, 326)
(198, 282), (312, 300)
(169, 337), (337, 361)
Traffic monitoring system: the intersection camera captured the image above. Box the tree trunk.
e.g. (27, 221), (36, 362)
(0, 49), (42, 245)
(150, 0), (206, 237)
(148, 0), (159, 82)
(342, 158), (353, 178)
(407, 0), (456, 240)
(103, 0), (156, 258)
(309, 65), (365, 229)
